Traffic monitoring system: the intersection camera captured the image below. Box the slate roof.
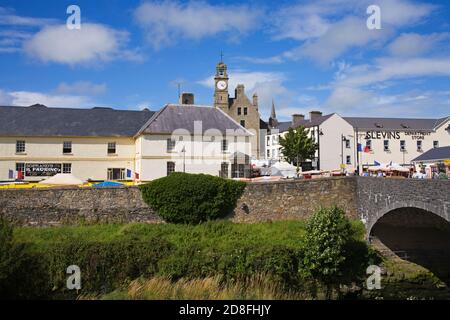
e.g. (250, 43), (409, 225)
(411, 146), (450, 162)
(139, 104), (252, 136)
(0, 104), (154, 137)
(343, 116), (448, 131)
(271, 114), (335, 133)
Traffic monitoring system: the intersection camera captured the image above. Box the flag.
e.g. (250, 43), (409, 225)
(126, 169), (132, 178)
(8, 169), (14, 179)
(364, 146), (370, 153)
(374, 161), (381, 166)
(357, 143), (363, 152)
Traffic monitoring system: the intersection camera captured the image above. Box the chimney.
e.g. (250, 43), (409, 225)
(252, 93), (258, 107)
(309, 111), (322, 121)
(235, 84), (245, 98)
(179, 92), (194, 105)
(292, 114), (305, 125)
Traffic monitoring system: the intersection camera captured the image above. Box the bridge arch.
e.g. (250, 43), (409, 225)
(367, 201), (449, 236)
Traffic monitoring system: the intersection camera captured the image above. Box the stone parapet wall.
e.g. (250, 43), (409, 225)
(1, 177), (448, 228)
(0, 187), (161, 226)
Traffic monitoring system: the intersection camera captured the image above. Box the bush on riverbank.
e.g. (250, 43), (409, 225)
(5, 214), (370, 299)
(139, 173), (246, 224)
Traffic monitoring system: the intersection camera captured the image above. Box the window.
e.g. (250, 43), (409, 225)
(63, 141), (72, 154)
(267, 136), (270, 146)
(62, 163), (72, 174)
(237, 107), (242, 115)
(167, 162), (175, 176)
(108, 168), (125, 180)
(346, 155), (351, 165)
(221, 139), (228, 152)
(245, 136), (249, 143)
(345, 139), (351, 148)
(221, 162), (228, 178)
(107, 142), (116, 154)
(383, 140), (389, 151)
(16, 140), (25, 153)
(267, 149), (271, 158)
(244, 108), (248, 115)
(366, 140), (372, 151)
(417, 140), (423, 151)
(240, 120), (246, 128)
(433, 141), (439, 148)
(166, 139), (176, 152)
(400, 140), (406, 152)
(234, 136), (238, 143)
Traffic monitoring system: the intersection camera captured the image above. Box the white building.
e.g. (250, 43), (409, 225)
(266, 108), (450, 173)
(0, 99), (252, 182)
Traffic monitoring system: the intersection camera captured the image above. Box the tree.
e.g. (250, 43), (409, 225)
(279, 126), (317, 174)
(302, 207), (353, 299)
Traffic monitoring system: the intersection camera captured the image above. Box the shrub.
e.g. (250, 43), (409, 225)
(140, 173), (246, 224)
(302, 206), (353, 297)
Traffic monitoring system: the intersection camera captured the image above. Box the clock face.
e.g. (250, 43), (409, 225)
(216, 80), (227, 90)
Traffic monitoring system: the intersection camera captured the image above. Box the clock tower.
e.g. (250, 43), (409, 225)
(214, 60), (229, 112)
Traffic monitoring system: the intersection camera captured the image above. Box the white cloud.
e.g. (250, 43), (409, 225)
(0, 89), (14, 105)
(133, 1), (261, 49)
(0, 7), (57, 27)
(388, 32), (450, 57)
(8, 91), (94, 108)
(55, 81), (107, 95)
(339, 57), (450, 87)
(247, 0), (437, 65)
(325, 86), (373, 111)
(24, 23), (142, 65)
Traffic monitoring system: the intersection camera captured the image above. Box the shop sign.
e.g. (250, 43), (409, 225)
(25, 163), (62, 177)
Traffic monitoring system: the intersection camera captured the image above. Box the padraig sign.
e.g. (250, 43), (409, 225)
(25, 163), (62, 177)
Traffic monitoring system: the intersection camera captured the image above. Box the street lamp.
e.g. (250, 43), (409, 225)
(181, 146), (186, 173)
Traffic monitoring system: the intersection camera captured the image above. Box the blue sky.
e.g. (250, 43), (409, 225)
(0, 0), (449, 121)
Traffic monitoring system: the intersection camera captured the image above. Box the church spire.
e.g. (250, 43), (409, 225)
(270, 99), (276, 119)
(269, 99), (278, 129)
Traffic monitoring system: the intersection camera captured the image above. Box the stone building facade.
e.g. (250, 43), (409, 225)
(214, 60), (261, 159)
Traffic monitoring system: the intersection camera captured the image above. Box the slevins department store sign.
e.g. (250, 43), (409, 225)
(364, 131), (431, 140)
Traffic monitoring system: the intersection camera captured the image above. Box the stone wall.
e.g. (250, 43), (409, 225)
(0, 187), (162, 226)
(0, 177), (448, 228)
(230, 177), (358, 223)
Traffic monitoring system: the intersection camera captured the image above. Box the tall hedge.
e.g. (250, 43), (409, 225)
(139, 173), (246, 224)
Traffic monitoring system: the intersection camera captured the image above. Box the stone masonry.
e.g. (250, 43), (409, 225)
(0, 177), (448, 229)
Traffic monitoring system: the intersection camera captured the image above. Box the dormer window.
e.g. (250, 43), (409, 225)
(401, 123), (409, 129)
(375, 123), (383, 128)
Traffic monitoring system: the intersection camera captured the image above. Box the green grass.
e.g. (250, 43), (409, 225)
(14, 220), (365, 250)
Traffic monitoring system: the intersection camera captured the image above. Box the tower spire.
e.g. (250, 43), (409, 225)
(270, 99), (276, 119)
(269, 99), (278, 129)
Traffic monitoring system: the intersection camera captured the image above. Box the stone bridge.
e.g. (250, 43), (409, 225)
(233, 177), (450, 234)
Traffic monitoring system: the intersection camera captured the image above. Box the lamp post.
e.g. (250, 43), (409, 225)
(341, 134), (346, 172)
(181, 146), (186, 173)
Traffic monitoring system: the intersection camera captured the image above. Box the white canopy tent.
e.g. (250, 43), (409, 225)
(38, 173), (84, 185)
(272, 161), (297, 178)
